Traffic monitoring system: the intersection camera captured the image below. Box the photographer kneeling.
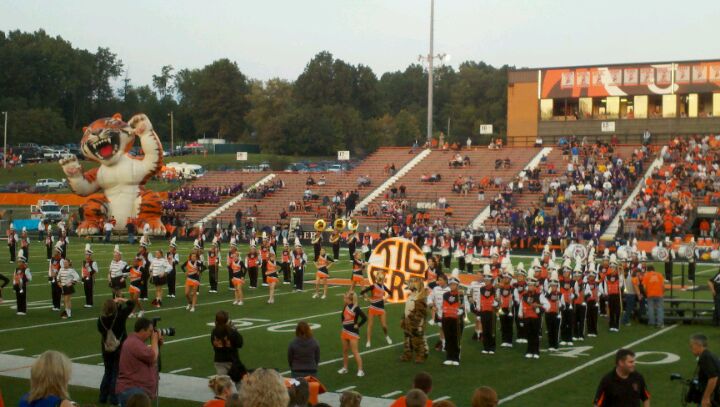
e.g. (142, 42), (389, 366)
(116, 317), (162, 407)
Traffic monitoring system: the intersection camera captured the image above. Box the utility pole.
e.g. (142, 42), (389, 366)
(2, 112), (7, 169)
(426, 0), (434, 143)
(168, 111), (174, 155)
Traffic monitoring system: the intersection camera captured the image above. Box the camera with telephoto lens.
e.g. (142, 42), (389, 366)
(670, 373), (702, 405)
(151, 317), (176, 337)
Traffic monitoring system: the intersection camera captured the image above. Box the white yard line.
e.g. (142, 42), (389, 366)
(434, 396), (451, 402)
(168, 367), (193, 374)
(382, 390), (403, 398)
(0, 348), (24, 354)
(336, 385), (357, 392)
(498, 324), (677, 404)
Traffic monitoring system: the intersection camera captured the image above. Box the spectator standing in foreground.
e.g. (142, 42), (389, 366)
(18, 351), (75, 407)
(98, 297), (135, 405)
(288, 321), (320, 378)
(708, 270), (720, 326)
(689, 334), (720, 407)
(641, 265), (665, 328)
(116, 318), (162, 406)
(593, 348), (650, 407)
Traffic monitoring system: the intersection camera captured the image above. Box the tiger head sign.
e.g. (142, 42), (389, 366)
(367, 237), (428, 303)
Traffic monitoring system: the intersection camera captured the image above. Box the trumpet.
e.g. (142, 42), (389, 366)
(334, 218), (346, 231)
(314, 219), (327, 233)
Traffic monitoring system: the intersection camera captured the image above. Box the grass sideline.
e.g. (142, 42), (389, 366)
(0, 240), (717, 406)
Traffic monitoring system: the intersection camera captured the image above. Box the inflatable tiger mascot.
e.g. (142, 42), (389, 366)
(60, 113), (166, 236)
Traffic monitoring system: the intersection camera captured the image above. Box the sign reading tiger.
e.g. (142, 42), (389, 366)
(60, 113), (165, 236)
(367, 237), (428, 303)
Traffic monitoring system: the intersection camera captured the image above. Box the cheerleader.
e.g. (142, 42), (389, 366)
(150, 249), (172, 307)
(346, 229), (358, 260)
(108, 245), (130, 299)
(229, 250), (245, 305)
(361, 230), (373, 262)
(265, 253), (279, 304)
(360, 269), (392, 348)
(167, 237), (180, 298)
(13, 249), (31, 315)
(338, 291), (367, 377)
(313, 248), (334, 299)
(227, 238), (238, 290)
(245, 242), (260, 289)
(279, 239), (292, 285)
(207, 241), (220, 293)
(58, 259), (81, 319)
(128, 256), (145, 318)
(291, 240), (307, 292)
(259, 237), (273, 287)
(137, 237), (151, 301)
(20, 227), (29, 259)
(7, 223), (17, 263)
(81, 244), (98, 308)
(348, 251), (366, 292)
(182, 252), (202, 312)
(330, 229), (341, 260)
(44, 225), (54, 261)
(49, 245), (63, 311)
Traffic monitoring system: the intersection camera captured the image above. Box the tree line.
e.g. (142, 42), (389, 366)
(0, 29), (509, 156)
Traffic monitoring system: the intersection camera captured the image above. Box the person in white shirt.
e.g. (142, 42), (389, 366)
(150, 250), (172, 308)
(428, 274), (450, 351)
(108, 245), (130, 299)
(58, 259), (81, 319)
(103, 221), (114, 243)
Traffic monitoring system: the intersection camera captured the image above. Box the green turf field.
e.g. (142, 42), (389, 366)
(0, 240), (718, 406)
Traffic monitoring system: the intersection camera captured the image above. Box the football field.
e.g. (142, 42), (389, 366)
(0, 240), (718, 406)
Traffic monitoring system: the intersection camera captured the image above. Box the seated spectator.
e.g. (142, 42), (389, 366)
(317, 175), (326, 186)
(306, 176), (315, 186)
(471, 387), (498, 407)
(390, 372), (433, 407)
(420, 173), (430, 182)
(405, 390), (428, 407)
(303, 189), (313, 201)
(495, 159), (503, 169)
(339, 391), (362, 407)
(429, 173), (442, 182)
(534, 137), (543, 147)
(19, 351), (75, 407)
(287, 377), (311, 407)
(238, 368), (289, 407)
(399, 184), (407, 198)
(503, 158), (511, 168)
(288, 201), (297, 212)
(280, 209), (288, 219)
(438, 196), (447, 209)
(463, 155), (471, 166)
(204, 375), (235, 407)
(390, 163), (396, 175)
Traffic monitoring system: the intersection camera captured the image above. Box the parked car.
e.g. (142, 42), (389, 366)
(327, 164), (344, 173)
(35, 178), (67, 189)
(14, 146), (44, 163)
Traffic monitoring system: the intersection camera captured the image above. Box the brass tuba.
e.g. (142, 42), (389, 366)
(314, 219), (327, 233)
(334, 218), (346, 231)
(348, 218), (359, 231)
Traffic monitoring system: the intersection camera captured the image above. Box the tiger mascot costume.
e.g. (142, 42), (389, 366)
(60, 113), (165, 236)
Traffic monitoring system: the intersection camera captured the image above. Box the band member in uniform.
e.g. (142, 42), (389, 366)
(584, 269), (604, 337)
(512, 265), (529, 344)
(467, 267), (484, 342)
(361, 269), (392, 348)
(441, 277), (464, 365)
(661, 238), (674, 282)
(265, 253), (279, 304)
(57, 228), (68, 259)
(544, 272), (562, 352)
(477, 268), (498, 354)
(136, 237), (151, 301)
(559, 266), (576, 346)
(167, 237), (179, 298)
(349, 251), (366, 292)
(207, 241), (220, 293)
(285, 239), (305, 292)
(280, 239), (292, 285)
(428, 274), (450, 351)
(426, 257), (441, 289)
(81, 244), (98, 308)
(518, 270), (548, 359)
(13, 249), (31, 315)
(604, 256), (624, 332)
(182, 252), (203, 312)
(572, 266), (587, 342)
(361, 231), (373, 262)
(338, 291), (367, 377)
(440, 233), (453, 269)
(58, 259), (81, 319)
(346, 229), (358, 261)
(150, 249), (172, 307)
(312, 232), (323, 262)
(49, 244), (63, 311)
(7, 223), (17, 263)
(108, 245), (130, 299)
(497, 268), (515, 347)
(245, 242), (260, 289)
(330, 229), (341, 260)
(127, 256), (145, 318)
(0, 268), (8, 304)
(44, 226), (54, 261)
(20, 227), (29, 259)
(229, 250), (245, 305)
(226, 237), (238, 290)
(313, 248), (334, 299)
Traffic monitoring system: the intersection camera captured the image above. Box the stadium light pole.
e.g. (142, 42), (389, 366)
(168, 111), (174, 155)
(419, 0), (449, 144)
(2, 111), (7, 169)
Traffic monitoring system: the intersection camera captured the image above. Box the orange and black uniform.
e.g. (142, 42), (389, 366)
(347, 233), (357, 259)
(245, 252), (260, 288)
(340, 304), (367, 341)
(478, 283), (497, 352)
(260, 246), (271, 285)
(605, 270), (622, 330)
(13, 265), (30, 313)
(265, 260), (279, 284)
(573, 279), (586, 340)
(585, 279), (602, 336)
(280, 248), (291, 283)
(559, 278), (576, 343)
(497, 283), (514, 345)
(137, 249), (150, 300)
(229, 255), (245, 287)
(513, 280), (528, 340)
(521, 288), (543, 356)
(81, 259), (98, 307)
(593, 369), (649, 406)
(361, 283), (390, 316)
(207, 250), (219, 291)
(167, 249), (179, 295)
(544, 290), (561, 349)
(182, 260), (202, 287)
(351, 258), (365, 283)
(331, 233), (341, 259)
(442, 289), (464, 362)
(226, 250), (237, 290)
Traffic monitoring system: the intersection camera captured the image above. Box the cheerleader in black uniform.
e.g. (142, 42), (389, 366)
(348, 251), (366, 293)
(128, 256), (145, 318)
(338, 291), (367, 377)
(313, 248), (334, 299)
(167, 237), (179, 298)
(108, 245), (130, 299)
(81, 244), (98, 308)
(13, 249), (31, 315)
(226, 237), (238, 290)
(229, 250), (245, 305)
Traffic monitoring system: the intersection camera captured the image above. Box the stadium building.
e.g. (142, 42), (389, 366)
(507, 59), (720, 145)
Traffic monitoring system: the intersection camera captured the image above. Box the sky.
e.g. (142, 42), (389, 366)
(1, 0), (719, 87)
